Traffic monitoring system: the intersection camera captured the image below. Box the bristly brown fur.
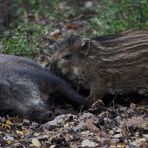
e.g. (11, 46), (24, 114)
(50, 30), (148, 102)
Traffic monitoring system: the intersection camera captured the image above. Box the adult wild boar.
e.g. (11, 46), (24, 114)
(0, 54), (90, 123)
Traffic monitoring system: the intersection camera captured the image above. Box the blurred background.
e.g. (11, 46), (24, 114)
(0, 0), (148, 57)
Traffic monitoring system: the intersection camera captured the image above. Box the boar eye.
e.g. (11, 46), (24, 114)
(63, 53), (72, 60)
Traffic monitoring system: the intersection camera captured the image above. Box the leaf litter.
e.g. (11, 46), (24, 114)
(0, 103), (147, 147)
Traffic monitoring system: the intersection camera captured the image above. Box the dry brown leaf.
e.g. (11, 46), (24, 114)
(127, 116), (148, 129)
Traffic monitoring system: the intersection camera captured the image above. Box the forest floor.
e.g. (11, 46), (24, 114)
(0, 103), (147, 147)
(0, 1), (148, 147)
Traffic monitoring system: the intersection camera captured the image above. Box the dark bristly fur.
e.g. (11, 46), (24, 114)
(0, 54), (90, 123)
(50, 30), (148, 102)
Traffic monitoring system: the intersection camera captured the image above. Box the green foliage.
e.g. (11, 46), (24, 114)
(0, 0), (76, 56)
(12, 0), (60, 18)
(1, 24), (52, 57)
(0, 0), (57, 56)
(1, 0), (148, 56)
(11, 0), (71, 25)
(89, 0), (148, 36)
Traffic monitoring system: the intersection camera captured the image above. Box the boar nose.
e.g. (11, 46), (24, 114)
(47, 111), (54, 119)
(38, 111), (54, 123)
(45, 111), (54, 121)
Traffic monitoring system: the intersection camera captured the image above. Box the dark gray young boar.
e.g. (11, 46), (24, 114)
(0, 54), (90, 123)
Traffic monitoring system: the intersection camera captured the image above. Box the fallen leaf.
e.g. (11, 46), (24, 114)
(127, 116), (148, 129)
(31, 138), (41, 147)
(50, 29), (61, 40)
(81, 139), (98, 147)
(6, 120), (13, 125)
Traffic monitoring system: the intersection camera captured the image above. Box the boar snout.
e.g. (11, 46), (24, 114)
(18, 100), (54, 123)
(23, 108), (54, 123)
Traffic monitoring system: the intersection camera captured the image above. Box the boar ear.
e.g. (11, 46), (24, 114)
(80, 38), (90, 56)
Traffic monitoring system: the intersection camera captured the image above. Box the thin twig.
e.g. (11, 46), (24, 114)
(0, 34), (40, 38)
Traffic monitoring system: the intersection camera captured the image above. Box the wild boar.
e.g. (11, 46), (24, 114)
(50, 30), (148, 103)
(0, 54), (90, 123)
